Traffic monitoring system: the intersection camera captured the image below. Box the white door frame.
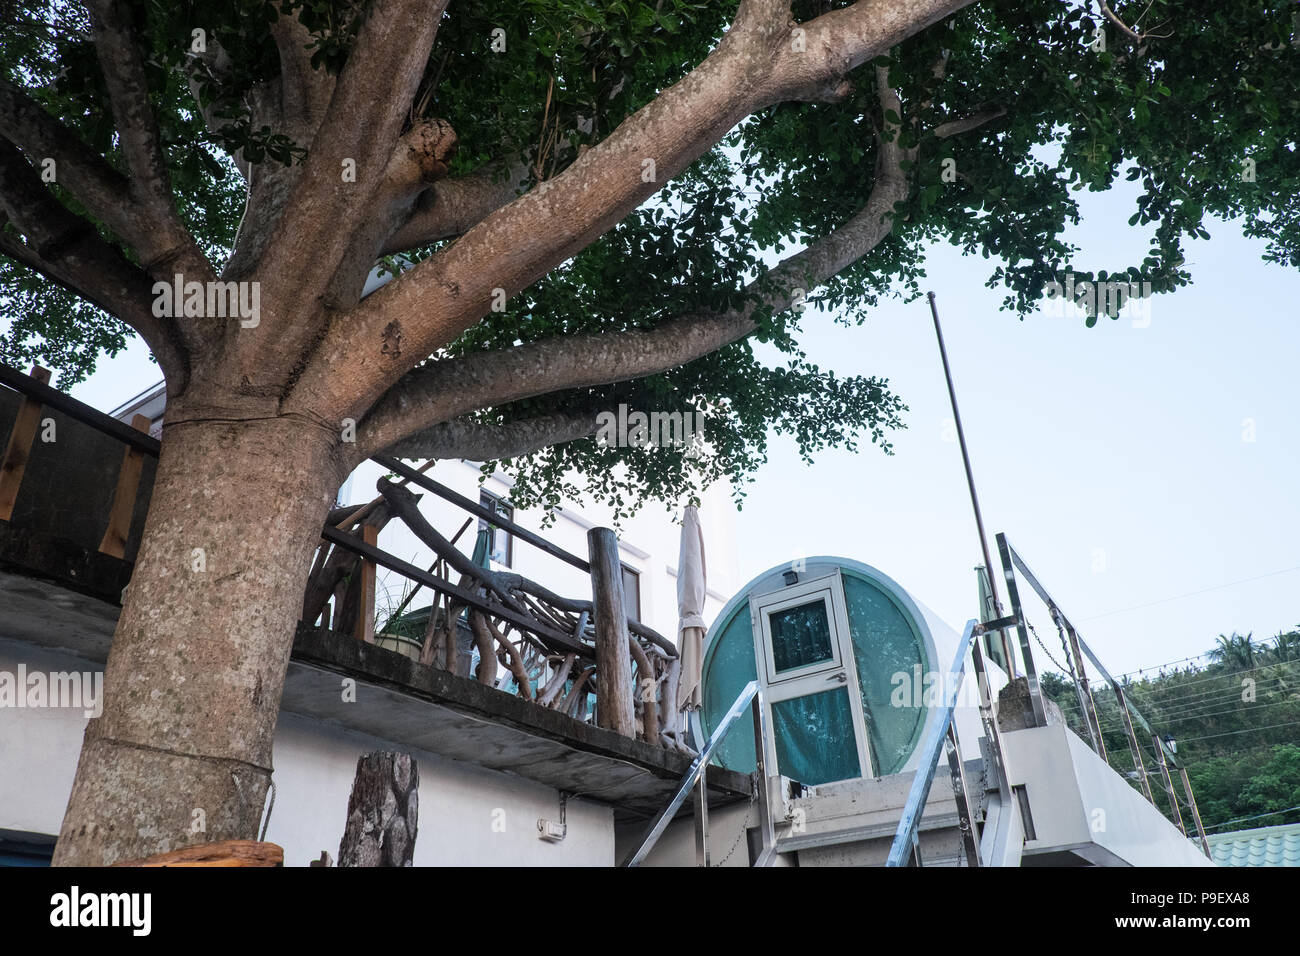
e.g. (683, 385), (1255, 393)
(749, 570), (873, 783)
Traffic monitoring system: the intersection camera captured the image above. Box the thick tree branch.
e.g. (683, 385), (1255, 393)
(382, 158), (530, 255)
(934, 105), (1007, 139)
(768, 0), (975, 101)
(0, 142), (187, 383)
(271, 7), (336, 141)
(354, 72), (916, 461)
(284, 0), (971, 424)
(382, 411), (600, 462)
(84, 0), (213, 284)
(316, 118), (461, 314)
(0, 79), (210, 291)
(252, 0), (447, 331)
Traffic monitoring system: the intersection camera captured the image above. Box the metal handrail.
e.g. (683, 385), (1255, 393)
(621, 679), (767, 867)
(995, 532), (1211, 856)
(887, 620), (980, 867)
(999, 534), (1178, 765)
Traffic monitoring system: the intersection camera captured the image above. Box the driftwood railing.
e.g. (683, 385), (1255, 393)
(302, 468), (687, 751)
(0, 362), (686, 751)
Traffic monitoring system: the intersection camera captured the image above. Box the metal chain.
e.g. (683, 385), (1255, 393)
(1027, 621), (1070, 675)
(714, 797), (757, 867)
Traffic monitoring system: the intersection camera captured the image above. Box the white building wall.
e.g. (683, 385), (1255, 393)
(266, 713), (614, 866)
(0, 643), (613, 865)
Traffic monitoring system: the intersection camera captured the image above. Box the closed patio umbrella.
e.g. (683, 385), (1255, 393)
(676, 504), (707, 712)
(976, 564), (1014, 675)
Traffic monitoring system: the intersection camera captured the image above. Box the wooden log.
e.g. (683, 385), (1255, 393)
(390, 515), (473, 640)
(629, 636), (659, 745)
(335, 459), (435, 529)
(564, 665), (598, 719)
(537, 653), (577, 708)
(332, 576), (351, 633)
(112, 839), (283, 867)
(301, 502), (392, 627)
(419, 596), (444, 666)
(588, 527), (634, 737)
(353, 524), (378, 643)
(468, 611), (497, 685)
(97, 413), (151, 558)
(484, 615), (534, 699)
(0, 365), (51, 521)
(376, 478), (524, 613)
(337, 752), (419, 867)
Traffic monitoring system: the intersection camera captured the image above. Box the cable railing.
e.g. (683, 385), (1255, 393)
(995, 532), (1212, 856)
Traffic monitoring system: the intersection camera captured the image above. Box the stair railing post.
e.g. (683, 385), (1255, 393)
(1115, 685), (1153, 802)
(694, 765), (710, 866)
(1179, 768), (1211, 857)
(1151, 734), (1186, 835)
(751, 687), (777, 866)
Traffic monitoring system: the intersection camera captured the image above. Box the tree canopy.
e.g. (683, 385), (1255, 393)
(3, 0), (1296, 517)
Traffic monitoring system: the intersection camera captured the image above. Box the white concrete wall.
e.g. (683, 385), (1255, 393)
(345, 458), (739, 642)
(1005, 722), (1214, 867)
(266, 712), (613, 866)
(0, 642), (614, 865)
(0, 642), (87, 840)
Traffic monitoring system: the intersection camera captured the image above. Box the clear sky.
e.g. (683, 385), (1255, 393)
(65, 178), (1299, 681)
(733, 180), (1300, 679)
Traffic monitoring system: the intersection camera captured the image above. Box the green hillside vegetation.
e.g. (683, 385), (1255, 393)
(1037, 628), (1300, 835)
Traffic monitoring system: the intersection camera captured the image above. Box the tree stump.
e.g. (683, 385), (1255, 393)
(337, 751), (419, 867)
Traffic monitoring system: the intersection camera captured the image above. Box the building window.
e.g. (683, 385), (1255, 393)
(479, 491), (513, 567)
(622, 564), (641, 622)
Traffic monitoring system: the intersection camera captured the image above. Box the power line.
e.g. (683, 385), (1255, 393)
(1090, 692), (1296, 733)
(1175, 719), (1300, 745)
(1121, 673), (1300, 715)
(1114, 651), (1213, 678)
(1145, 698), (1298, 727)
(1203, 805), (1300, 831)
(1079, 565), (1300, 622)
(1123, 657), (1300, 694)
(1057, 669), (1297, 725)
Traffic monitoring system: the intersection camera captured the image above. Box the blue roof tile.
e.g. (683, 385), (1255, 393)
(1205, 821), (1300, 867)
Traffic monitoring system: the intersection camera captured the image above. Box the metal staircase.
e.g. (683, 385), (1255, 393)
(622, 537), (1215, 868)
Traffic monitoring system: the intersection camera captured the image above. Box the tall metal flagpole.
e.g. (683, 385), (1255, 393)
(927, 291), (1018, 677)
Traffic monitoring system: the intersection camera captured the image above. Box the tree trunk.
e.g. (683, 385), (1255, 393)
(52, 416), (343, 866)
(337, 751), (419, 867)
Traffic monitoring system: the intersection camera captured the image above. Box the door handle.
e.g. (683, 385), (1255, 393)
(827, 672), (847, 683)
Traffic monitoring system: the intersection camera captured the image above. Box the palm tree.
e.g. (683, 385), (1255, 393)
(1265, 629), (1300, 664)
(1207, 632), (1259, 671)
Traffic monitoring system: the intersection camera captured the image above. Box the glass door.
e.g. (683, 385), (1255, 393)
(750, 571), (872, 786)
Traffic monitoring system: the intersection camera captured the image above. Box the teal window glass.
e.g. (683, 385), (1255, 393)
(771, 687), (860, 785)
(701, 608), (759, 772)
(769, 600), (833, 673)
(842, 576), (929, 775)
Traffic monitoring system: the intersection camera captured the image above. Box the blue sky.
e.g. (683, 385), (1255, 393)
(733, 181), (1299, 679)
(67, 180), (1298, 680)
